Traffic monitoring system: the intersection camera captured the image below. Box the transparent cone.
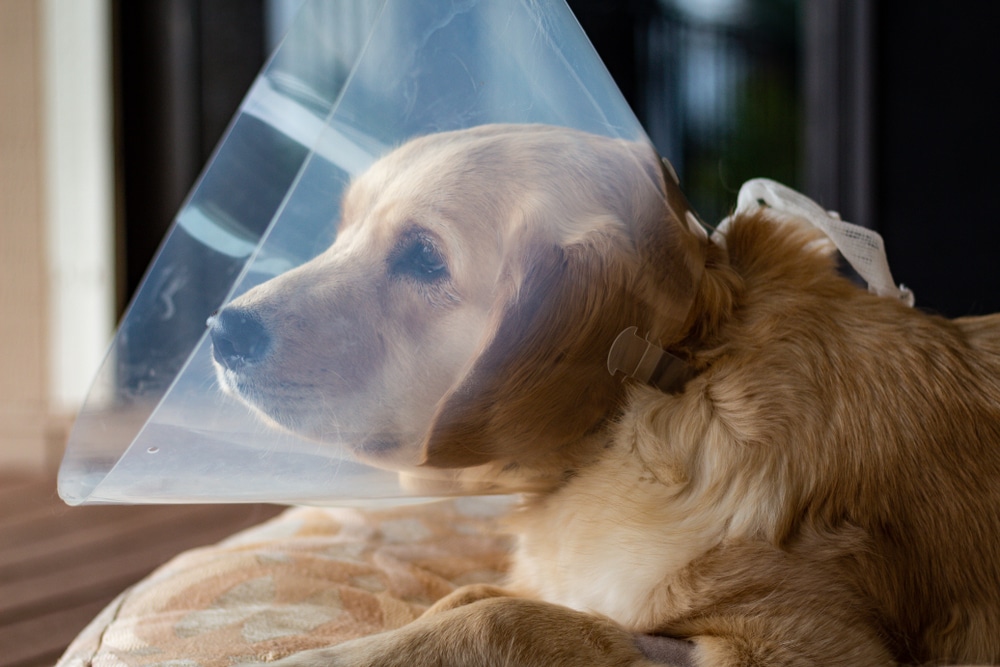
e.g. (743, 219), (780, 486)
(58, 0), (697, 505)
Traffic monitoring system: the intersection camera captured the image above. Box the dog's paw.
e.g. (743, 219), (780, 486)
(238, 598), (684, 667)
(237, 634), (405, 667)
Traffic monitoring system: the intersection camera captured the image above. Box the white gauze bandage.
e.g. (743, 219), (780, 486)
(717, 178), (914, 307)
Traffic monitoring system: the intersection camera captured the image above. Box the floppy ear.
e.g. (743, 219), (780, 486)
(629, 151), (710, 337)
(420, 235), (638, 468)
(420, 137), (710, 470)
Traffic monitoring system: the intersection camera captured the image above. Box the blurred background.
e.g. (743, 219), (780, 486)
(2, 0), (999, 474)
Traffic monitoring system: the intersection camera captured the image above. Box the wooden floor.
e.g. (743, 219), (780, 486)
(0, 472), (284, 667)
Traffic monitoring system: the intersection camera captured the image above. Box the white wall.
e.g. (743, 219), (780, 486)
(42, 0), (115, 416)
(0, 0), (114, 471)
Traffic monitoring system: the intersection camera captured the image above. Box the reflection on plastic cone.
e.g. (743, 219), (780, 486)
(58, 0), (699, 506)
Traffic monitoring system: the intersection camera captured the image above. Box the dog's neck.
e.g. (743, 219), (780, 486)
(611, 235), (739, 397)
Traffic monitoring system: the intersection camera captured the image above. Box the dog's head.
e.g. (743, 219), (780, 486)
(209, 124), (707, 480)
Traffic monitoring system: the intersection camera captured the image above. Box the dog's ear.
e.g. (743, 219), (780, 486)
(630, 151), (710, 336)
(420, 236), (635, 468)
(420, 137), (710, 470)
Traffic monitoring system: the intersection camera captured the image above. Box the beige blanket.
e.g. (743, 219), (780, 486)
(56, 498), (511, 667)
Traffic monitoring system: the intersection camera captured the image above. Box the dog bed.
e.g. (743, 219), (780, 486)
(55, 499), (514, 667)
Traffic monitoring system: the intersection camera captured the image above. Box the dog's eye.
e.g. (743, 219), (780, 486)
(390, 235), (448, 281)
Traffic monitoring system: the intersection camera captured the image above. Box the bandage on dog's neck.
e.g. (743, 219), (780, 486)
(605, 156), (707, 394)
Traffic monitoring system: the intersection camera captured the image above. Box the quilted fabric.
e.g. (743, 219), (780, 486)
(56, 498), (512, 667)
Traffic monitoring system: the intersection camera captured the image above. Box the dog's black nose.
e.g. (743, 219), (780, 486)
(208, 308), (271, 371)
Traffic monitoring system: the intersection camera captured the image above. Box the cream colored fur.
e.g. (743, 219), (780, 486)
(215, 124), (1000, 666)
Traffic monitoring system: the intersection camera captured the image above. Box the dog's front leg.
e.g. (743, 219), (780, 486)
(257, 589), (687, 667)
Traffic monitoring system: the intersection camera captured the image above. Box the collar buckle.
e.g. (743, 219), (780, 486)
(607, 326), (693, 394)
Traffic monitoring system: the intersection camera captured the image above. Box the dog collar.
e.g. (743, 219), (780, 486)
(604, 156), (706, 395)
(607, 326), (693, 394)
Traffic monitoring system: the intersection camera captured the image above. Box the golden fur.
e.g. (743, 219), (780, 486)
(213, 124), (1000, 666)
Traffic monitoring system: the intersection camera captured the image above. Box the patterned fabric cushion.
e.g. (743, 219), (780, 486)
(56, 498), (512, 667)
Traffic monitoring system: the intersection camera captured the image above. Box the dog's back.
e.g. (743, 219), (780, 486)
(703, 213), (1000, 663)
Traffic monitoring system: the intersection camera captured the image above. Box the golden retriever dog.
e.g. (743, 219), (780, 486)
(209, 124), (1000, 666)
